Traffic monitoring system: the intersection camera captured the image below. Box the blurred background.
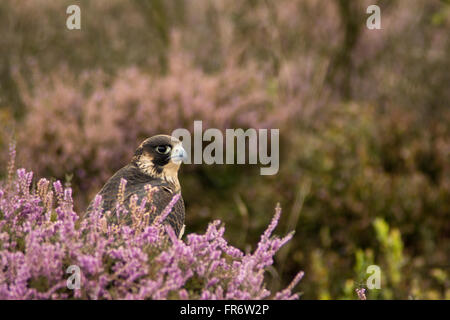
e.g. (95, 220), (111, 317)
(0, 0), (449, 299)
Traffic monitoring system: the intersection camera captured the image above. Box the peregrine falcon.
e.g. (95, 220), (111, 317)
(86, 135), (188, 237)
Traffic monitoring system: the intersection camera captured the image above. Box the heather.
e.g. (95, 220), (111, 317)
(1, 0), (449, 299)
(0, 164), (302, 299)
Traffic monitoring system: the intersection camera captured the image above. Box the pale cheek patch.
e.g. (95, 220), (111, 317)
(137, 153), (181, 192)
(137, 154), (158, 176)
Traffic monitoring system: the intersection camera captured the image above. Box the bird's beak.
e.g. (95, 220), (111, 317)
(170, 144), (188, 164)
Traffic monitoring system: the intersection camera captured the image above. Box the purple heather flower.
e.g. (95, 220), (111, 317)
(356, 288), (367, 300)
(0, 169), (302, 300)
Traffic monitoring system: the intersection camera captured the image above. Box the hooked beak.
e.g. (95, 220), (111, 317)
(170, 144), (188, 164)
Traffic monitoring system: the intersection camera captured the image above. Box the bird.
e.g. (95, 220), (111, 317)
(85, 135), (188, 237)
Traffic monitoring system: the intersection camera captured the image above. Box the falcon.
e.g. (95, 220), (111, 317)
(86, 135), (187, 237)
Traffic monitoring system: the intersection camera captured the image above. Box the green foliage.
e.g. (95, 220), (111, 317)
(373, 218), (404, 286)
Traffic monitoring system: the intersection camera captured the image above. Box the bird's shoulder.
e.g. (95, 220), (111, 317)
(86, 163), (185, 235)
(99, 163), (181, 204)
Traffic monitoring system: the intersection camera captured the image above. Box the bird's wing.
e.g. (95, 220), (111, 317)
(85, 164), (185, 236)
(113, 180), (185, 235)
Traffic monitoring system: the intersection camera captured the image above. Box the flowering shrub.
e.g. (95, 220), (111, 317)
(14, 45), (288, 206)
(0, 165), (303, 299)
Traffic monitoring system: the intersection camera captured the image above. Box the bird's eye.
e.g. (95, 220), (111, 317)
(155, 145), (171, 154)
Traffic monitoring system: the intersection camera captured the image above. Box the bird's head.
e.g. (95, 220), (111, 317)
(132, 135), (187, 189)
